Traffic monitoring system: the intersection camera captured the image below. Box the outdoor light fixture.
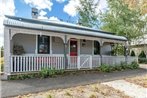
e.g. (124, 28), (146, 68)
(39, 32), (42, 36)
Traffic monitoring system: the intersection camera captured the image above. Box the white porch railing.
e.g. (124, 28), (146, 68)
(11, 55), (65, 72)
(10, 55), (138, 73)
(127, 56), (138, 64)
(102, 55), (126, 65)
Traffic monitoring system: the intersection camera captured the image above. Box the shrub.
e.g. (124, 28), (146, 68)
(40, 67), (65, 78)
(130, 50), (135, 56)
(130, 61), (139, 69)
(99, 61), (139, 73)
(113, 65), (122, 71)
(48, 68), (56, 77)
(0, 57), (4, 72)
(99, 64), (111, 72)
(139, 51), (146, 58)
(1, 64), (3, 72)
(119, 62), (128, 70)
(9, 73), (40, 80)
(40, 68), (50, 78)
(138, 58), (147, 64)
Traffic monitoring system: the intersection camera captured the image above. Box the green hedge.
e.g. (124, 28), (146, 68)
(9, 68), (65, 80)
(99, 61), (139, 72)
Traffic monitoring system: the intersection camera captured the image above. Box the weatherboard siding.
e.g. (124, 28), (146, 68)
(12, 34), (36, 54)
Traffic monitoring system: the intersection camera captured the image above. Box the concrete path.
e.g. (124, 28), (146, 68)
(1, 68), (147, 98)
(103, 80), (147, 98)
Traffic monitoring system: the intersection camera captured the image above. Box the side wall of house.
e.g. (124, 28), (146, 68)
(12, 34), (36, 54)
(101, 43), (112, 55)
(11, 34), (112, 55)
(80, 39), (93, 55)
(52, 37), (64, 54)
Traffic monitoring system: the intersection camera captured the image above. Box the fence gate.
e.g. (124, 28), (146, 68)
(80, 56), (91, 69)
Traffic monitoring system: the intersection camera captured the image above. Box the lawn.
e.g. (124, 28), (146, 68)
(125, 75), (147, 88)
(14, 83), (130, 98)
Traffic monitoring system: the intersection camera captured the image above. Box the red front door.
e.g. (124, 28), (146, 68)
(70, 40), (78, 56)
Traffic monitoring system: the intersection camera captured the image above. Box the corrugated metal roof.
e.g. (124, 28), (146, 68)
(4, 15), (127, 41)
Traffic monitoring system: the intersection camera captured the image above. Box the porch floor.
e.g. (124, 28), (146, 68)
(1, 68), (147, 98)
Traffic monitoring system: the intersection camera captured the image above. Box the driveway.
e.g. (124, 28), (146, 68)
(1, 68), (147, 98)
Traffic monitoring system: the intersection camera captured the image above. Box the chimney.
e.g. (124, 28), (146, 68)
(31, 8), (38, 19)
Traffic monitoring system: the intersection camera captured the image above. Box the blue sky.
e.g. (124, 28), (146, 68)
(15, 0), (77, 22)
(0, 0), (107, 46)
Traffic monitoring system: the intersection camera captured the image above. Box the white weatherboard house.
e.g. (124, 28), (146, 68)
(3, 15), (137, 77)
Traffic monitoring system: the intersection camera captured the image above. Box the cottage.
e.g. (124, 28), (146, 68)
(3, 15), (137, 77)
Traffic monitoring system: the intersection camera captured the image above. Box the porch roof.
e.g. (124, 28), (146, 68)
(4, 15), (127, 41)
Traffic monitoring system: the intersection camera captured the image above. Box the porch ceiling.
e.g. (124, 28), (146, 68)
(4, 15), (127, 41)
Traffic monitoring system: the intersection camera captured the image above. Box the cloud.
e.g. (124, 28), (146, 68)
(63, 0), (80, 17)
(48, 16), (60, 21)
(38, 10), (48, 19)
(56, 0), (66, 3)
(63, 0), (107, 17)
(24, 0), (53, 11)
(0, 0), (15, 47)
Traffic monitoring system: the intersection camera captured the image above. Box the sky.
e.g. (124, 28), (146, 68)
(0, 0), (107, 47)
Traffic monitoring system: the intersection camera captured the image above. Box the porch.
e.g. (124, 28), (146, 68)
(8, 32), (137, 73)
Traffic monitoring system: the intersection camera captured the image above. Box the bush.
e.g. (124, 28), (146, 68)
(138, 58), (147, 64)
(40, 68), (50, 78)
(1, 64), (3, 72)
(130, 61), (139, 69)
(99, 64), (112, 72)
(139, 51), (146, 58)
(40, 67), (65, 78)
(119, 62), (128, 70)
(130, 50), (135, 56)
(9, 73), (40, 80)
(0, 57), (4, 72)
(99, 61), (139, 73)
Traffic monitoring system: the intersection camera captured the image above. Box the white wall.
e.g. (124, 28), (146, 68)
(52, 37), (64, 54)
(101, 43), (112, 55)
(12, 34), (36, 54)
(80, 39), (93, 55)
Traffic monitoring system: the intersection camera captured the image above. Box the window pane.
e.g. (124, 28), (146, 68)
(38, 35), (50, 54)
(94, 41), (100, 55)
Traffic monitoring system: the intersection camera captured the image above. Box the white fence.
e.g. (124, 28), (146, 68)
(102, 55), (126, 65)
(10, 55), (138, 73)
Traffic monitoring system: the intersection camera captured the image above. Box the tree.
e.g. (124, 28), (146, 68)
(77, 0), (100, 28)
(0, 46), (4, 57)
(124, 0), (147, 15)
(100, 0), (146, 42)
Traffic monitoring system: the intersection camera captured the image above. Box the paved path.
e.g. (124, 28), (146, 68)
(103, 80), (147, 98)
(1, 68), (147, 98)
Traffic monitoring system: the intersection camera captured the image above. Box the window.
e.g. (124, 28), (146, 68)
(38, 35), (50, 54)
(94, 41), (100, 55)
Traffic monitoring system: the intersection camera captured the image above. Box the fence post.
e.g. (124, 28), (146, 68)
(77, 56), (80, 70)
(89, 56), (92, 69)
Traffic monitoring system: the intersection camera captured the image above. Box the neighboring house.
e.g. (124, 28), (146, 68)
(3, 15), (137, 77)
(130, 34), (147, 57)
